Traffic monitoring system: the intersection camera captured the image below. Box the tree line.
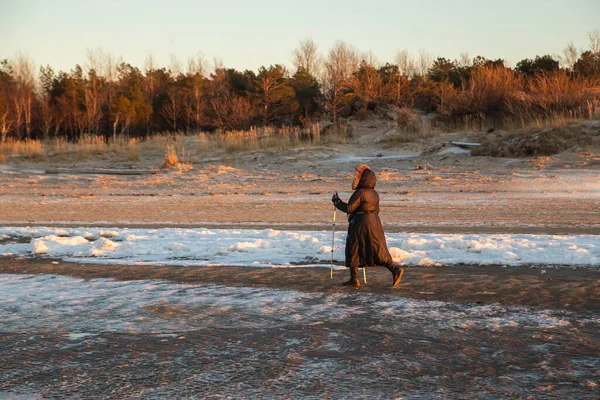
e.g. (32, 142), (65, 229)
(1, 33), (600, 142)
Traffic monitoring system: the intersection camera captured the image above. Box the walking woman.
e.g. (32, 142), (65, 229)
(332, 164), (403, 287)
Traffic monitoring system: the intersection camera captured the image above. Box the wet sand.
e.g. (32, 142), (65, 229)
(1, 258), (599, 399)
(1, 145), (599, 398)
(1, 257), (598, 312)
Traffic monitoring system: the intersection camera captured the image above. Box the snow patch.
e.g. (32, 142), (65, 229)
(389, 247), (411, 261)
(0, 227), (598, 269)
(32, 235), (90, 255)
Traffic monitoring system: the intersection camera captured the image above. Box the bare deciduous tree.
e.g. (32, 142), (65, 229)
(394, 49), (416, 77)
(209, 94), (252, 131)
(348, 59), (385, 112)
(98, 50), (122, 135)
(228, 95), (252, 130)
(83, 75), (103, 134)
(13, 53), (36, 139)
(563, 42), (579, 69)
(324, 41), (359, 85)
(180, 53), (208, 132)
(38, 96), (54, 137)
(459, 52), (472, 68)
(187, 52), (207, 77)
(322, 41), (359, 122)
(323, 41), (359, 121)
(188, 78), (205, 131)
(588, 30), (600, 54)
(81, 51), (105, 134)
(169, 54), (183, 77)
(360, 51), (379, 68)
(104, 52), (122, 83)
(0, 94), (12, 142)
(38, 66), (55, 137)
(212, 56), (225, 75)
(143, 53), (158, 100)
(417, 49), (433, 77)
(0, 112), (11, 142)
(85, 48), (104, 77)
(85, 48), (122, 82)
(144, 53), (156, 74)
(293, 38), (322, 78)
(141, 53), (159, 134)
(161, 86), (182, 131)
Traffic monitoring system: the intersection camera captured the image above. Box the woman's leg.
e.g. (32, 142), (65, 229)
(384, 262), (404, 287)
(342, 266), (360, 287)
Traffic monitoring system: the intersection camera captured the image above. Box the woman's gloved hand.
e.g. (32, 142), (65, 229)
(332, 192), (341, 205)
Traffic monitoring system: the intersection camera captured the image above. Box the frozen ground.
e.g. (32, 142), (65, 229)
(0, 141), (598, 234)
(1, 129), (598, 398)
(1, 273), (599, 399)
(1, 226), (599, 269)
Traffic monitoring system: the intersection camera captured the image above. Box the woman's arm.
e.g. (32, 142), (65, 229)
(334, 191), (362, 214)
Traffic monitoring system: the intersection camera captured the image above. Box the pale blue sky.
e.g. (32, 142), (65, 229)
(1, 0), (598, 73)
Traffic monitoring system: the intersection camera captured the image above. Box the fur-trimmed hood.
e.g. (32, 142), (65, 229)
(352, 164), (376, 190)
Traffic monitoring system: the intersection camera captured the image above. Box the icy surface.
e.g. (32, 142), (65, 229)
(1, 274), (599, 398)
(1, 274), (596, 335)
(0, 226), (599, 269)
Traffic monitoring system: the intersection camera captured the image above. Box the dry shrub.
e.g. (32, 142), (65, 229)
(472, 123), (600, 157)
(517, 71), (599, 115)
(128, 138), (140, 161)
(443, 67), (524, 117)
(161, 145), (179, 168)
(439, 69), (600, 133)
(395, 107), (422, 131)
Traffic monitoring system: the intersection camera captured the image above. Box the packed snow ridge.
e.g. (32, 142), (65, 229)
(1, 227), (599, 269)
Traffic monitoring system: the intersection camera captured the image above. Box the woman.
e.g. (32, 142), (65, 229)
(332, 164), (403, 287)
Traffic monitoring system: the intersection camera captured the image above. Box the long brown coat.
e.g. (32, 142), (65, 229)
(334, 165), (394, 269)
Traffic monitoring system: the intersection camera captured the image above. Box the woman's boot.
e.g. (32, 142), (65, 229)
(342, 266), (360, 287)
(385, 263), (404, 287)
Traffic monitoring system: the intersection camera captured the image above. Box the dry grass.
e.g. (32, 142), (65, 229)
(441, 67), (525, 117)
(441, 68), (600, 131)
(128, 139), (140, 161)
(161, 145), (179, 168)
(517, 72), (598, 115)
(200, 123), (349, 153)
(0, 139), (46, 160)
(500, 100), (600, 131)
(472, 122), (600, 157)
(0, 133), (192, 165)
(51, 136), (133, 159)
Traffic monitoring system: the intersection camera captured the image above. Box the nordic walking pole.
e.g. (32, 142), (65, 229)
(330, 204), (337, 279)
(363, 267), (367, 284)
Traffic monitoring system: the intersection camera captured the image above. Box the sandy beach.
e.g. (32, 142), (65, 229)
(1, 124), (599, 399)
